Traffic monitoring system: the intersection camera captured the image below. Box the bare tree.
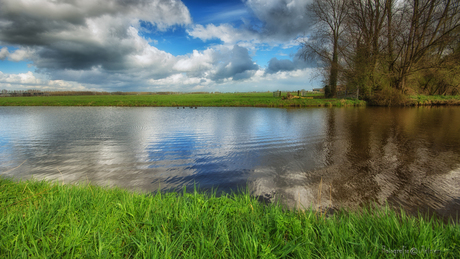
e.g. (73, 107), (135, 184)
(392, 0), (460, 91)
(299, 0), (349, 98)
(341, 0), (393, 96)
(300, 0), (460, 101)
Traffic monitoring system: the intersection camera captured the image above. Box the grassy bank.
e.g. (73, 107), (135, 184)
(1, 177), (458, 258)
(2, 92), (460, 107)
(409, 95), (460, 106)
(0, 92), (365, 107)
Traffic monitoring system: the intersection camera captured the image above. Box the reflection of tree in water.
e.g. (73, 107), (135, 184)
(252, 107), (460, 223)
(325, 107), (460, 222)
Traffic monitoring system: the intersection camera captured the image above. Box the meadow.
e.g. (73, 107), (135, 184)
(0, 92), (365, 107)
(1, 177), (458, 258)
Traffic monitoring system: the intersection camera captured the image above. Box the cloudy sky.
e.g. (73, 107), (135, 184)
(0, 0), (320, 92)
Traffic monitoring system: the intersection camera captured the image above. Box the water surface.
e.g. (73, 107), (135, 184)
(1, 106), (459, 221)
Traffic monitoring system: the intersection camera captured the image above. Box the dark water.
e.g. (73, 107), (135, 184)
(1, 106), (459, 221)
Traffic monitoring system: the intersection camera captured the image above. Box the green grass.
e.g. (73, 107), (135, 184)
(409, 95), (460, 106)
(1, 177), (458, 258)
(0, 92), (365, 107)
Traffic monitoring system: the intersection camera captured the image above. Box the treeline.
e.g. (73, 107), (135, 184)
(300, 0), (460, 104)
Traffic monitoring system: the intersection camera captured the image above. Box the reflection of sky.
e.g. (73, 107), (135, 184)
(0, 107), (329, 193)
(140, 108), (316, 190)
(2, 106), (460, 220)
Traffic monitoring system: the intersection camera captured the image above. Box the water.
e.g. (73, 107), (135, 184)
(1, 106), (459, 220)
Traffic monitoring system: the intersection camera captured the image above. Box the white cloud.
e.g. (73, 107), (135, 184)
(148, 73), (204, 86)
(0, 0), (192, 72)
(174, 45), (259, 81)
(173, 49), (214, 73)
(0, 71), (42, 85)
(1, 0), (191, 30)
(0, 71), (96, 91)
(8, 48), (34, 62)
(0, 0), (318, 92)
(244, 0), (312, 39)
(187, 24), (257, 45)
(0, 47), (8, 60)
(187, 0), (312, 49)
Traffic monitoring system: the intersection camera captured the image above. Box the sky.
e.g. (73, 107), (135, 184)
(0, 0), (321, 92)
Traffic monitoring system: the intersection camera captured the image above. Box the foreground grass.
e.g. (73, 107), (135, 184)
(1, 177), (458, 258)
(0, 92), (365, 107)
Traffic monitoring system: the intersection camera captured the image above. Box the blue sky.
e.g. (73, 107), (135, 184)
(0, 0), (320, 92)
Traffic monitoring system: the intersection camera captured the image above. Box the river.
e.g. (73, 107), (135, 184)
(1, 106), (459, 221)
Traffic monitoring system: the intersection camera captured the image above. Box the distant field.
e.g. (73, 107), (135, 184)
(3, 92), (458, 107)
(0, 92), (366, 107)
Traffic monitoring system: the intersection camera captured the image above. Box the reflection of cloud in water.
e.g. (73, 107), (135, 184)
(250, 163), (460, 222)
(249, 167), (330, 210)
(2, 106), (460, 222)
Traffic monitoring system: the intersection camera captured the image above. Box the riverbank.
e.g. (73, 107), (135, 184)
(1, 92), (460, 107)
(1, 177), (458, 258)
(409, 95), (460, 106)
(0, 92), (365, 107)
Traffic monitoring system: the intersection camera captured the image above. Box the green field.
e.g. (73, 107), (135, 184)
(1, 177), (458, 258)
(2, 92), (460, 108)
(0, 92), (365, 107)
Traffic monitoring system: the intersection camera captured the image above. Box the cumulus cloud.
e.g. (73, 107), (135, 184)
(0, 71), (100, 91)
(0, 47), (8, 60)
(0, 71), (42, 85)
(244, 0), (312, 41)
(265, 57), (314, 74)
(8, 48), (35, 62)
(265, 46), (318, 74)
(187, 24), (258, 45)
(266, 58), (296, 73)
(0, 0), (191, 72)
(0, 0), (318, 91)
(187, 0), (312, 47)
(173, 45), (259, 81)
(173, 49), (214, 74)
(209, 45), (259, 81)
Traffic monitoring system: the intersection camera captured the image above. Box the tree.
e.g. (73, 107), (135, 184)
(299, 0), (349, 98)
(301, 0), (460, 102)
(392, 0), (460, 92)
(341, 0), (394, 97)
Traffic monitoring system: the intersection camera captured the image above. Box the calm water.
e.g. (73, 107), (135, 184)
(1, 106), (459, 220)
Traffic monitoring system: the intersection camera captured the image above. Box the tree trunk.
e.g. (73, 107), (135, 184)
(328, 37), (339, 98)
(386, 0), (396, 88)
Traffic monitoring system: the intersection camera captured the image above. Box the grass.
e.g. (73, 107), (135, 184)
(1, 176), (458, 258)
(409, 95), (460, 106)
(2, 92), (460, 107)
(0, 92), (366, 107)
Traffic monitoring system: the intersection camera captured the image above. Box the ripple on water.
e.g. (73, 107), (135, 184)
(1, 106), (460, 221)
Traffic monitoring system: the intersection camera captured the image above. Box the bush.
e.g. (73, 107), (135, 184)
(368, 87), (409, 106)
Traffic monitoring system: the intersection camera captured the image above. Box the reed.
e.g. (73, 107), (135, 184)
(1, 176), (458, 258)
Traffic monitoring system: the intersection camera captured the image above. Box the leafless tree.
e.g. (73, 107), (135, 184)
(392, 0), (460, 91)
(301, 0), (460, 99)
(299, 0), (349, 98)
